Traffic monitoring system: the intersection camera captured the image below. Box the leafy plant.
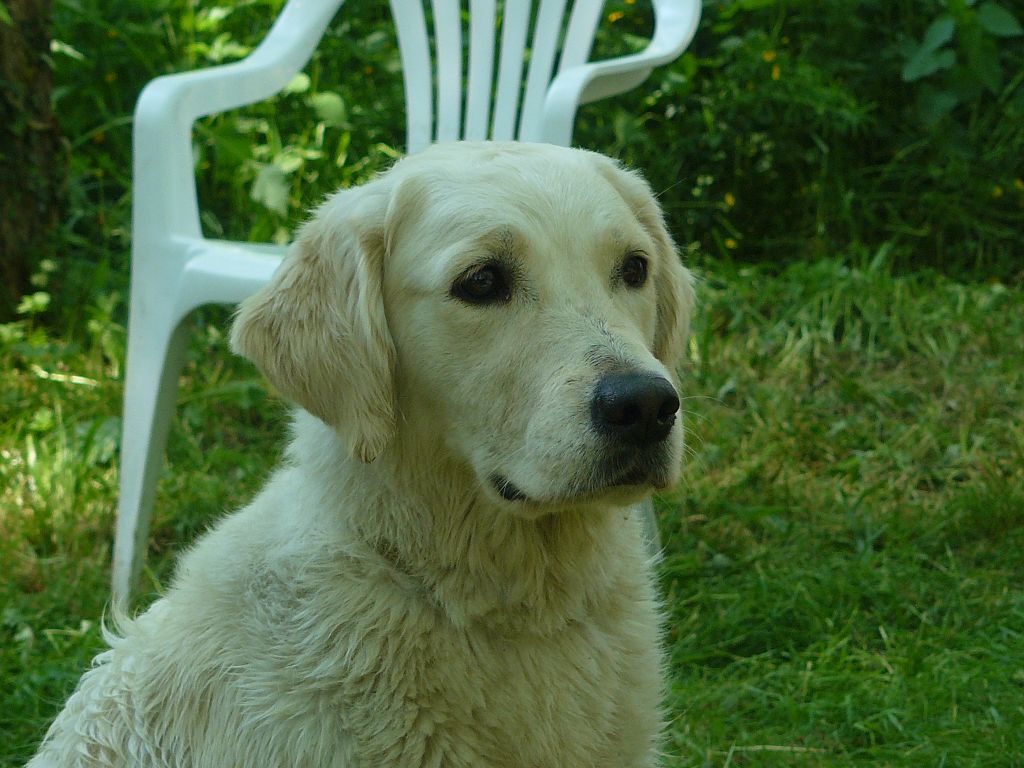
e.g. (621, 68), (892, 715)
(580, 0), (1024, 277)
(902, 0), (1023, 126)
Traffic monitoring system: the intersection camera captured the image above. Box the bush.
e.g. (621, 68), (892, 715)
(582, 0), (1024, 277)
(43, 0), (1024, 330)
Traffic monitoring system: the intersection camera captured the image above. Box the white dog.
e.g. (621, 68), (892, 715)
(30, 142), (696, 767)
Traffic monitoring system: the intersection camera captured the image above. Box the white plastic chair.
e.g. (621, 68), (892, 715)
(115, 0), (702, 604)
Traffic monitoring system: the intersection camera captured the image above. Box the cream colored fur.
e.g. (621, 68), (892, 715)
(29, 142), (696, 768)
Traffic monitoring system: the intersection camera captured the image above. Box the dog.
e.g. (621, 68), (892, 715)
(29, 142), (696, 767)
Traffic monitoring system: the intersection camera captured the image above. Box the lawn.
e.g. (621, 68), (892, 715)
(3, 252), (1022, 765)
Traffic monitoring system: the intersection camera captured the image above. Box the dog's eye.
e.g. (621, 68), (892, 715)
(452, 263), (512, 305)
(621, 253), (649, 289)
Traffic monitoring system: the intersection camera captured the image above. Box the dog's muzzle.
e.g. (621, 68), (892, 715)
(590, 373), (679, 446)
(490, 373), (680, 505)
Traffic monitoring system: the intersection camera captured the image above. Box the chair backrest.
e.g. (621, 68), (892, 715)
(133, 0), (697, 242)
(391, 0), (607, 151)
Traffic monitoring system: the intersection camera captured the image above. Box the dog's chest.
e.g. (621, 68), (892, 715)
(318, 596), (663, 767)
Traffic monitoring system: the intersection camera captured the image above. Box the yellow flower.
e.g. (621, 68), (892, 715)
(724, 192), (736, 208)
(1014, 178), (1024, 190)
(762, 50), (777, 63)
(992, 185), (1004, 199)
(725, 238), (738, 250)
(771, 65), (781, 81)
(607, 10), (625, 23)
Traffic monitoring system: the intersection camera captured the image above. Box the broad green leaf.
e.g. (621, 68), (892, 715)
(206, 32), (250, 63)
(196, 6), (233, 33)
(274, 148), (305, 174)
(308, 92), (347, 127)
(902, 47), (956, 82)
(251, 164), (289, 216)
(284, 73), (311, 95)
(922, 16), (956, 52)
(17, 292), (51, 316)
(977, 2), (1023, 36)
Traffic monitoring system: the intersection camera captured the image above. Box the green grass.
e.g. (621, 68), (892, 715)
(3, 253), (1022, 765)
(657, 254), (1024, 764)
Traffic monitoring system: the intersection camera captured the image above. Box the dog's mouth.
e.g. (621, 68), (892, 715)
(490, 459), (654, 505)
(606, 463), (649, 487)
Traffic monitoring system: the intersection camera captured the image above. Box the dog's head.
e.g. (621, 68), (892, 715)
(232, 142), (695, 513)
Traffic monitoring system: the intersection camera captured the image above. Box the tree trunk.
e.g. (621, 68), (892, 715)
(0, 0), (64, 319)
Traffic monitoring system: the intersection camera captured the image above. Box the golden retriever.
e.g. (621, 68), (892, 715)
(30, 142), (696, 767)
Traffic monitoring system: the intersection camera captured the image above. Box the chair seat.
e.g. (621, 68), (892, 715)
(179, 239), (287, 311)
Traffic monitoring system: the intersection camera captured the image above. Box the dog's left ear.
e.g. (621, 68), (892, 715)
(230, 179), (398, 463)
(590, 154), (696, 370)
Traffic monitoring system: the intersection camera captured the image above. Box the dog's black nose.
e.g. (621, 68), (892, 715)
(591, 373), (680, 446)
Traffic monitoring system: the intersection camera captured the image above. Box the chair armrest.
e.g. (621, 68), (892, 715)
(133, 0), (344, 239)
(538, 0), (701, 146)
(176, 238), (287, 313)
(138, 0), (343, 125)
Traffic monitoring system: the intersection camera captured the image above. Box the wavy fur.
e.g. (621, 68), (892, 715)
(30, 143), (696, 768)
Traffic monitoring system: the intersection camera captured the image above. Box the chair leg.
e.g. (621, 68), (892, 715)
(112, 316), (189, 608)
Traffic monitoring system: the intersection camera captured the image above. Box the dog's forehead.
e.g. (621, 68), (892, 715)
(398, 156), (637, 239)
(401, 144), (622, 206)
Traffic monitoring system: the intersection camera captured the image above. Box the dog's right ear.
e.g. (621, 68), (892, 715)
(230, 181), (396, 463)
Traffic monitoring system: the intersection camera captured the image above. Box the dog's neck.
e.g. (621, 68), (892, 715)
(286, 412), (649, 635)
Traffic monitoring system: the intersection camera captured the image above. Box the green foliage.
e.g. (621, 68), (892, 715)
(583, 0), (1024, 277)
(38, 0), (1024, 329)
(186, 2), (403, 243)
(901, 1), (1023, 125)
